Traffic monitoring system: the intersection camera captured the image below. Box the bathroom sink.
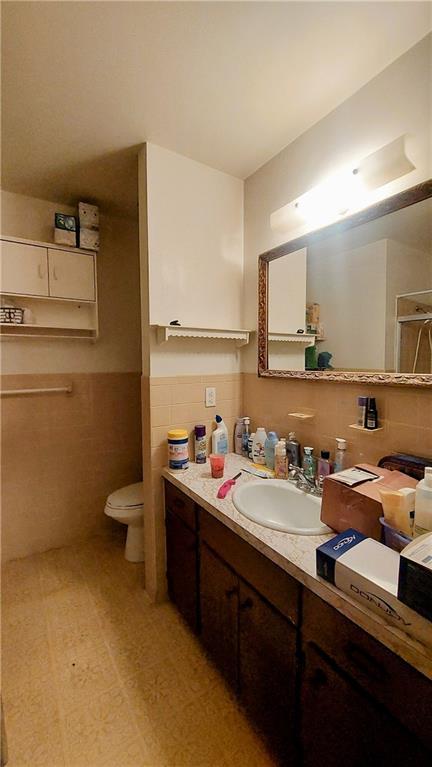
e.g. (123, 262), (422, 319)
(232, 479), (332, 535)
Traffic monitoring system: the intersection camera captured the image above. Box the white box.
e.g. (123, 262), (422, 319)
(317, 530), (432, 651)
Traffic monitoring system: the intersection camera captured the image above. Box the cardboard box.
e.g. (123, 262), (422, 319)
(398, 533), (432, 622)
(320, 463), (417, 541)
(317, 530), (432, 650)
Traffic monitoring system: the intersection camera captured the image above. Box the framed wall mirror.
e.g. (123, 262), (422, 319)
(258, 180), (432, 386)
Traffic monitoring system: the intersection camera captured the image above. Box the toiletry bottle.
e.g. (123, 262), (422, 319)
(366, 397), (378, 430)
(414, 467), (432, 537)
(194, 424), (206, 464)
(302, 447), (315, 479)
(252, 427), (268, 465)
(286, 432), (300, 467)
(317, 450), (332, 477)
(357, 396), (368, 428)
(334, 438), (347, 472)
(264, 431), (279, 470)
(241, 417), (250, 458)
(212, 415), (228, 455)
(274, 441), (288, 479)
(234, 417), (245, 455)
(248, 432), (255, 460)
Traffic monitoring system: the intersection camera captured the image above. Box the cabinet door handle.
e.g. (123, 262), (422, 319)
(53, 266), (58, 280)
(225, 587), (238, 599)
(310, 667), (327, 689)
(239, 597), (253, 611)
(345, 641), (387, 683)
(38, 263), (44, 279)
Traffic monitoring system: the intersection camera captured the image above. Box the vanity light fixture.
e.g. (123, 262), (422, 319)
(270, 135), (415, 233)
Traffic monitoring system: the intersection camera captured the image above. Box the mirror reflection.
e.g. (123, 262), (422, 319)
(268, 197), (432, 374)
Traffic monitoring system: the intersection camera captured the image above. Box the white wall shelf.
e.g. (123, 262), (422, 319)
(154, 325), (251, 347)
(1, 235), (98, 342)
(287, 412), (315, 421)
(348, 424), (384, 433)
(268, 332), (315, 346)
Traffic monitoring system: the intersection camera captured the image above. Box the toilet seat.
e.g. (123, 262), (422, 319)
(105, 482), (143, 511)
(103, 482), (145, 562)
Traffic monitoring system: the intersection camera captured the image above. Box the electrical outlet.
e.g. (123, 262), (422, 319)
(205, 387), (216, 408)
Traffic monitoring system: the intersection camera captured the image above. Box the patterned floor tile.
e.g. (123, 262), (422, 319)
(2, 537), (275, 767)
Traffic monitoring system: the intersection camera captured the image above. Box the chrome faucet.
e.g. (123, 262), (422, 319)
(288, 464), (323, 496)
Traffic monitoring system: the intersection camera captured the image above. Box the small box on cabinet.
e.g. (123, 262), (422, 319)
(54, 213), (77, 247)
(78, 202), (99, 231)
(78, 228), (99, 251)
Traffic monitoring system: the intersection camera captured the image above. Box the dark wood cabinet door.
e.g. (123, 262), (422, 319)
(301, 643), (431, 767)
(200, 543), (239, 691)
(238, 580), (297, 765)
(165, 509), (198, 633)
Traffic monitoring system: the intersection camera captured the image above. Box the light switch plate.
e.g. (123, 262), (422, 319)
(205, 387), (216, 407)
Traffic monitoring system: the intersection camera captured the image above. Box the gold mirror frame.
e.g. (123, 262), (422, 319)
(258, 179), (432, 386)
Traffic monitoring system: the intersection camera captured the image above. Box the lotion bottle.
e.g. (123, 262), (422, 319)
(212, 415), (228, 455)
(334, 438), (347, 473)
(414, 467), (432, 537)
(252, 427), (268, 465)
(274, 441), (288, 479)
(286, 432), (300, 467)
(264, 431), (279, 470)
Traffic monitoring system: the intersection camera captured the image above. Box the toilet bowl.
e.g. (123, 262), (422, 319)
(104, 482), (144, 562)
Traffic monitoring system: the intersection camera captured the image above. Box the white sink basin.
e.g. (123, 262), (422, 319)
(232, 479), (332, 535)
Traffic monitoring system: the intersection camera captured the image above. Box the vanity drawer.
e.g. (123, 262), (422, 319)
(201, 509), (300, 625)
(164, 481), (197, 531)
(302, 589), (432, 750)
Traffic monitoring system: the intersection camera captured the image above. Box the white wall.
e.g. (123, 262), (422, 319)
(142, 143), (244, 376)
(307, 240), (388, 370)
(1, 190), (142, 373)
(243, 34), (432, 373)
(385, 239), (432, 369)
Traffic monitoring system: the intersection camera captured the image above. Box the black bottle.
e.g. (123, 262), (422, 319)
(365, 397), (378, 430)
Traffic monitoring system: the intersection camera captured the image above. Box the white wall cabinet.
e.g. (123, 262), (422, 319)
(0, 236), (98, 340)
(48, 249), (95, 301)
(1, 240), (49, 297)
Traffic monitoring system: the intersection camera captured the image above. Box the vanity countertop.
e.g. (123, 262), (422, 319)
(162, 453), (432, 680)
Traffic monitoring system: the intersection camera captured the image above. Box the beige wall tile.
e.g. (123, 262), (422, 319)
(1, 372), (142, 562)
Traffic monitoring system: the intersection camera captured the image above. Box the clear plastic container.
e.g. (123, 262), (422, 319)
(379, 517), (411, 552)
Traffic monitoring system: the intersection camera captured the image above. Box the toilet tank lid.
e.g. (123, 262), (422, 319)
(107, 482), (143, 509)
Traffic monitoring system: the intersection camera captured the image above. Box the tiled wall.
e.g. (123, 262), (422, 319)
(1, 372), (142, 561)
(144, 373), (242, 601)
(243, 374), (432, 467)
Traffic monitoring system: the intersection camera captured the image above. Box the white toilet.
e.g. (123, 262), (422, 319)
(104, 482), (144, 562)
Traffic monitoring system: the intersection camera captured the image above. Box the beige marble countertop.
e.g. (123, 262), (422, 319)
(162, 453), (432, 680)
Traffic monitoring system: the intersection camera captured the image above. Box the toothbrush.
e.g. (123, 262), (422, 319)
(243, 466), (271, 479)
(217, 473), (242, 499)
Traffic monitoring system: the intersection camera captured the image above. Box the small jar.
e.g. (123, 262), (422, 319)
(194, 424), (207, 464)
(168, 429), (189, 470)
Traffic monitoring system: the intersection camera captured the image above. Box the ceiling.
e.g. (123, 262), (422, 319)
(2, 1), (431, 218)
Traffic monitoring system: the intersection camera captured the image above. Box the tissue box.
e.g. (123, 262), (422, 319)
(398, 533), (432, 622)
(320, 464), (417, 540)
(317, 530), (432, 650)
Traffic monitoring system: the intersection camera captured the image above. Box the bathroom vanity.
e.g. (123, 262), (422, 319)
(162, 455), (431, 766)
